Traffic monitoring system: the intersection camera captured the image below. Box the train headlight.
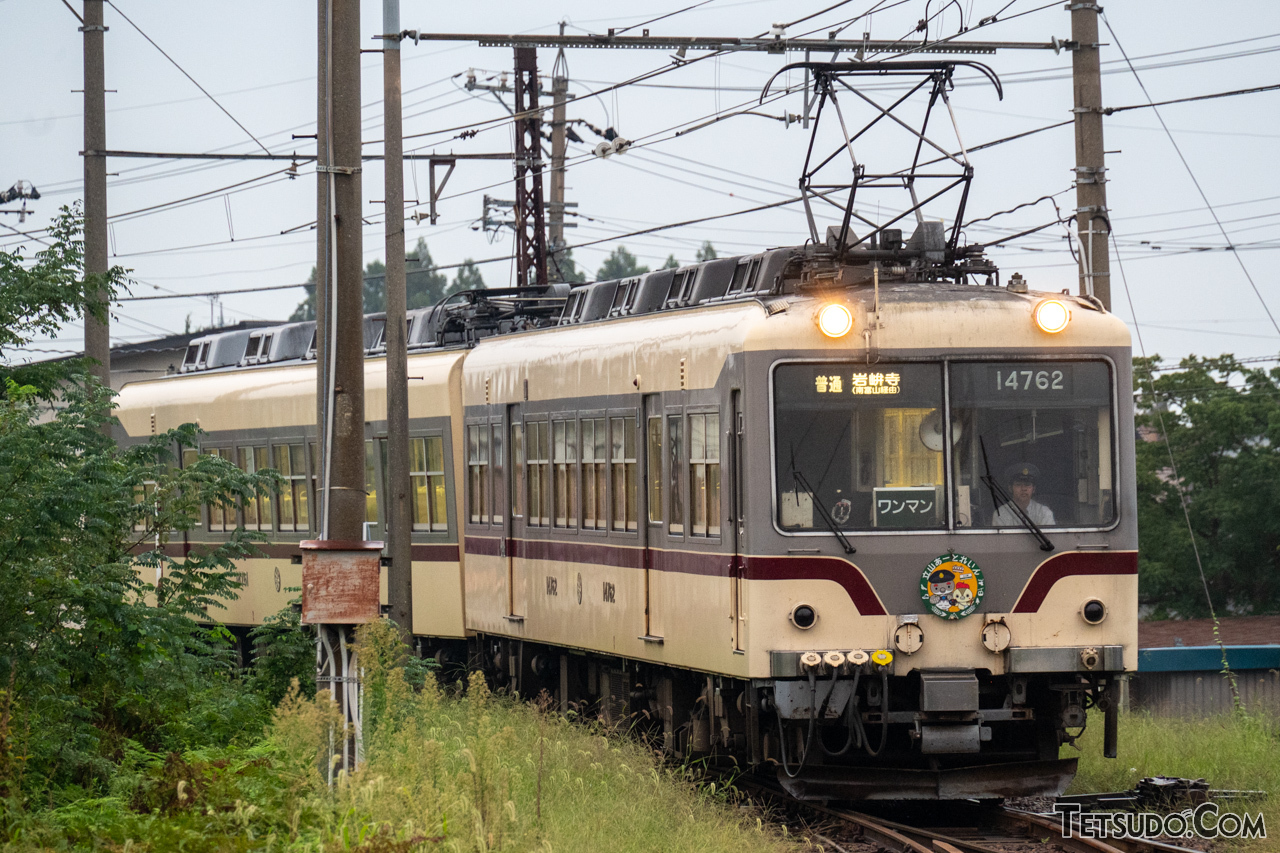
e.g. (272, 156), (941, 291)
(1033, 299), (1071, 334)
(790, 604), (817, 629)
(817, 303), (854, 338)
(1081, 599), (1107, 624)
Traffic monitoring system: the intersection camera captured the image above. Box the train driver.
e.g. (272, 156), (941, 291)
(992, 463), (1055, 527)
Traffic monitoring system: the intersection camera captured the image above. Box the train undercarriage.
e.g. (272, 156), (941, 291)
(449, 634), (1123, 802)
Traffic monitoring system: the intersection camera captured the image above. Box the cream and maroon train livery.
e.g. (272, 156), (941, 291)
(116, 243), (1135, 800)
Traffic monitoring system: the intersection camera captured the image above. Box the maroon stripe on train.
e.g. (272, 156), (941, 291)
(465, 536), (503, 557)
(136, 541), (457, 562)
(514, 538), (647, 569)
(410, 543), (461, 562)
(744, 556), (887, 616)
(1012, 550), (1138, 614)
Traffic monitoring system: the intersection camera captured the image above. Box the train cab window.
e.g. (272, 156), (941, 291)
(667, 415), (684, 535)
(610, 417), (638, 532)
(237, 446), (273, 530)
(689, 413), (721, 536)
(274, 443), (310, 531)
(581, 418), (608, 530)
(949, 361), (1115, 528)
(553, 419), (578, 528)
(467, 425), (490, 524)
(647, 417), (663, 524)
(365, 440), (379, 525)
(773, 363), (945, 530)
(413, 436), (448, 531)
(526, 421), (551, 527)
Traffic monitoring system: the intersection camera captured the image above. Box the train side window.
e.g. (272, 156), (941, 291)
(243, 336), (261, 363)
(197, 341), (210, 367)
(413, 435), (448, 531)
(274, 443), (309, 531)
(204, 448), (233, 531)
(364, 439), (379, 526)
(511, 423), (525, 518)
(235, 446), (273, 530)
(611, 417), (638, 532)
(689, 413), (721, 537)
(667, 415), (684, 535)
(647, 417), (663, 524)
(664, 270), (697, 308)
(259, 334), (273, 360)
(490, 424), (504, 525)
(581, 418), (607, 530)
(467, 425), (490, 524)
(182, 343), (200, 370)
(553, 419), (578, 528)
(742, 259), (762, 293)
(527, 421), (550, 527)
(727, 261), (751, 294)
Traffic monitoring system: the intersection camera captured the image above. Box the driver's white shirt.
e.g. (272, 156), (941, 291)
(992, 499), (1055, 527)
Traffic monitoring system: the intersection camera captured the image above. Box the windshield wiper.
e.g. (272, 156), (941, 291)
(792, 469), (856, 555)
(979, 438), (1053, 552)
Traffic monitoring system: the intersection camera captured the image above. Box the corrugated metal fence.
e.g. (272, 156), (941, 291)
(1128, 645), (1280, 717)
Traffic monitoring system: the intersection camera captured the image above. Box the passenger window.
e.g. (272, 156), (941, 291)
(581, 418), (607, 530)
(467, 425), (490, 524)
(610, 417), (638, 532)
(667, 415), (684, 535)
(689, 413), (721, 536)
(274, 443), (310, 531)
(647, 417), (663, 524)
(553, 419), (578, 528)
(527, 421), (550, 527)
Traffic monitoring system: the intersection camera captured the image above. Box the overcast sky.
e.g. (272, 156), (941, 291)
(3, 0), (1279, 368)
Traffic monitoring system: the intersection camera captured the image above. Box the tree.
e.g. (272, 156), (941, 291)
(596, 245), (649, 281)
(661, 254), (680, 270)
(1134, 354), (1280, 618)
(696, 240), (718, 263)
(452, 259), (485, 292)
(0, 209), (281, 794)
(550, 248), (588, 283)
(288, 238), (456, 319)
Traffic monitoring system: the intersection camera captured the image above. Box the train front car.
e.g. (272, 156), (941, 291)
(746, 274), (1135, 800)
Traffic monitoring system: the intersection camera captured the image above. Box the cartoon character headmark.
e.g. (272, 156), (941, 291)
(920, 554), (985, 620)
(927, 568), (956, 607)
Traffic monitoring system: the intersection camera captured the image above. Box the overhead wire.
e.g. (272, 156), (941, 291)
(1101, 10), (1280, 339)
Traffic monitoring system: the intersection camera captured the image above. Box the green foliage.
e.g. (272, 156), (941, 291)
(1069, 711), (1279, 851)
(662, 254), (680, 269)
(0, 204), (128, 394)
(596, 245), (649, 281)
(695, 241), (718, 263)
(452, 259), (486, 292)
(0, 213), (304, 804)
(6, 619), (796, 852)
(246, 592), (316, 705)
(1134, 355), (1280, 617)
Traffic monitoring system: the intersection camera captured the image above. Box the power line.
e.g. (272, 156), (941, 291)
(1101, 11), (1280, 340)
(105, 0), (271, 156)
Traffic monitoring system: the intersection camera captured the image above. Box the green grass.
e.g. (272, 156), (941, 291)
(2, 622), (801, 853)
(1068, 710), (1280, 850)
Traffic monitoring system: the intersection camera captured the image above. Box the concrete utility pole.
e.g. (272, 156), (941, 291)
(382, 0), (413, 638)
(325, 0), (367, 541)
(1070, 2), (1111, 310)
(547, 32), (571, 280)
(82, 0), (110, 388)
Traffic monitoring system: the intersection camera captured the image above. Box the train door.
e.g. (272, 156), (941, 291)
(505, 404), (526, 620)
(642, 394), (664, 640)
(729, 390), (745, 652)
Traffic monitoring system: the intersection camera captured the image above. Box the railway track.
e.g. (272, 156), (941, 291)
(728, 774), (1204, 853)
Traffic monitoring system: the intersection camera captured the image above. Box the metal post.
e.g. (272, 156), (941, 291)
(316, 0), (331, 526)
(1070, 2), (1111, 310)
(547, 35), (569, 280)
(326, 0), (366, 542)
(512, 46), (548, 287)
(383, 0), (413, 639)
(82, 0), (110, 389)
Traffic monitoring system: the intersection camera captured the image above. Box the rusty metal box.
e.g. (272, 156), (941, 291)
(300, 540), (384, 624)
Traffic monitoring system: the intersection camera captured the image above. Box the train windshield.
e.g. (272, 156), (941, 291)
(773, 363), (946, 530)
(950, 360), (1114, 528)
(772, 359), (1116, 531)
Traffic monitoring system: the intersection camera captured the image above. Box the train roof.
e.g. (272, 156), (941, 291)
(143, 225), (1124, 386)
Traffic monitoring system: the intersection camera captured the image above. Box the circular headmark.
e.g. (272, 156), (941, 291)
(920, 553), (985, 620)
